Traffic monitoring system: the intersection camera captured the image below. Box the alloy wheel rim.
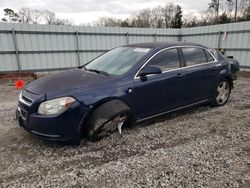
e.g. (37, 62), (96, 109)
(103, 114), (127, 133)
(216, 81), (230, 105)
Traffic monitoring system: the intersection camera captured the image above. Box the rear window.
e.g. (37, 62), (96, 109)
(182, 47), (208, 66)
(204, 50), (215, 62)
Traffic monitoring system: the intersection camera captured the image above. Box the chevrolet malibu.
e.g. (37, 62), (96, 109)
(16, 42), (239, 144)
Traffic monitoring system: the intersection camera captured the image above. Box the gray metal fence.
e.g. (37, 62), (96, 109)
(0, 21), (249, 73)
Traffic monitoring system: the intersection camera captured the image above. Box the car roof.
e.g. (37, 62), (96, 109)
(123, 41), (208, 50)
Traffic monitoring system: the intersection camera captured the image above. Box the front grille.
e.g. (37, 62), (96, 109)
(19, 90), (34, 106)
(22, 95), (33, 104)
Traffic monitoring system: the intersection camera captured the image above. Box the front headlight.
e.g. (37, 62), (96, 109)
(38, 97), (76, 115)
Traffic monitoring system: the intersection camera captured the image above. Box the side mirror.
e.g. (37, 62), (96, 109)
(138, 65), (162, 77)
(226, 56), (234, 59)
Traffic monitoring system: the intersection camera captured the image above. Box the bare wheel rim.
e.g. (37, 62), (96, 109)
(216, 81), (230, 105)
(101, 114), (127, 135)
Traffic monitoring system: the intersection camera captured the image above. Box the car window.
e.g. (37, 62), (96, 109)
(147, 48), (180, 71)
(204, 49), (215, 62)
(182, 47), (208, 66)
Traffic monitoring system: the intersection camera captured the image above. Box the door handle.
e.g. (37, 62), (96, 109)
(176, 73), (184, 78)
(212, 66), (218, 70)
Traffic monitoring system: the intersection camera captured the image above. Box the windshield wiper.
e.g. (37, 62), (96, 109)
(85, 68), (110, 76)
(81, 65), (87, 70)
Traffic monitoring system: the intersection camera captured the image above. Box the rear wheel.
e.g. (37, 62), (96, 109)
(86, 100), (130, 141)
(211, 79), (231, 107)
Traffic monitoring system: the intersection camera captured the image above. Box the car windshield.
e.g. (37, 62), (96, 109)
(84, 47), (152, 76)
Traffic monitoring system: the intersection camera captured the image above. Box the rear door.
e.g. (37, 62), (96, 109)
(131, 48), (187, 120)
(180, 47), (219, 104)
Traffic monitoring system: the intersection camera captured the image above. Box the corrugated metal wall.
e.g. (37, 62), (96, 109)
(0, 21), (249, 73)
(0, 23), (179, 72)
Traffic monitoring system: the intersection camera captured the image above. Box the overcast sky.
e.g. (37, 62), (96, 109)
(0, 0), (211, 25)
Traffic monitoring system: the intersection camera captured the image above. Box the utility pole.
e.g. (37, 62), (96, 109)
(217, 0), (220, 21)
(235, 0), (238, 22)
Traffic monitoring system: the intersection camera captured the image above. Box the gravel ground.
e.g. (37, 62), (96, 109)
(0, 77), (249, 187)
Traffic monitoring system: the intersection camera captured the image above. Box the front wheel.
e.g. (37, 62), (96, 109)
(211, 79), (231, 107)
(86, 100), (130, 141)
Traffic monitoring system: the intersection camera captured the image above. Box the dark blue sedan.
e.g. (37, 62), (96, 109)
(16, 42), (239, 144)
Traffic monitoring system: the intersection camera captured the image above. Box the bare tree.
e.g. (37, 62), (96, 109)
(95, 3), (183, 28)
(200, 9), (218, 25)
(183, 16), (199, 28)
(52, 18), (72, 25)
(18, 8), (43, 24)
(18, 8), (31, 23)
(96, 17), (123, 27)
(131, 8), (151, 28)
(207, 0), (249, 22)
(162, 3), (176, 28)
(238, 0), (250, 21)
(42, 10), (56, 24)
(221, 0), (234, 20)
(95, 0), (249, 27)
(30, 9), (43, 24)
(150, 6), (164, 28)
(18, 7), (72, 25)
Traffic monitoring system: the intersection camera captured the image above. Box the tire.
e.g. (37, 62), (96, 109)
(211, 79), (231, 107)
(86, 100), (130, 141)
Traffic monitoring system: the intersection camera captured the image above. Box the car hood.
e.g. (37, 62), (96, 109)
(25, 68), (112, 97)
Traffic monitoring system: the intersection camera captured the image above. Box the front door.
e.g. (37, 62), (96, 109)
(131, 48), (187, 120)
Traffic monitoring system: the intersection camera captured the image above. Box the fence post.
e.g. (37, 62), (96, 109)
(126, 32), (129, 44)
(154, 33), (157, 42)
(178, 30), (182, 41)
(217, 31), (222, 50)
(11, 28), (21, 73)
(75, 31), (81, 66)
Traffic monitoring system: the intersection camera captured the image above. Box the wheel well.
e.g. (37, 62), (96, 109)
(79, 98), (131, 137)
(224, 76), (233, 88)
(92, 98), (130, 112)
